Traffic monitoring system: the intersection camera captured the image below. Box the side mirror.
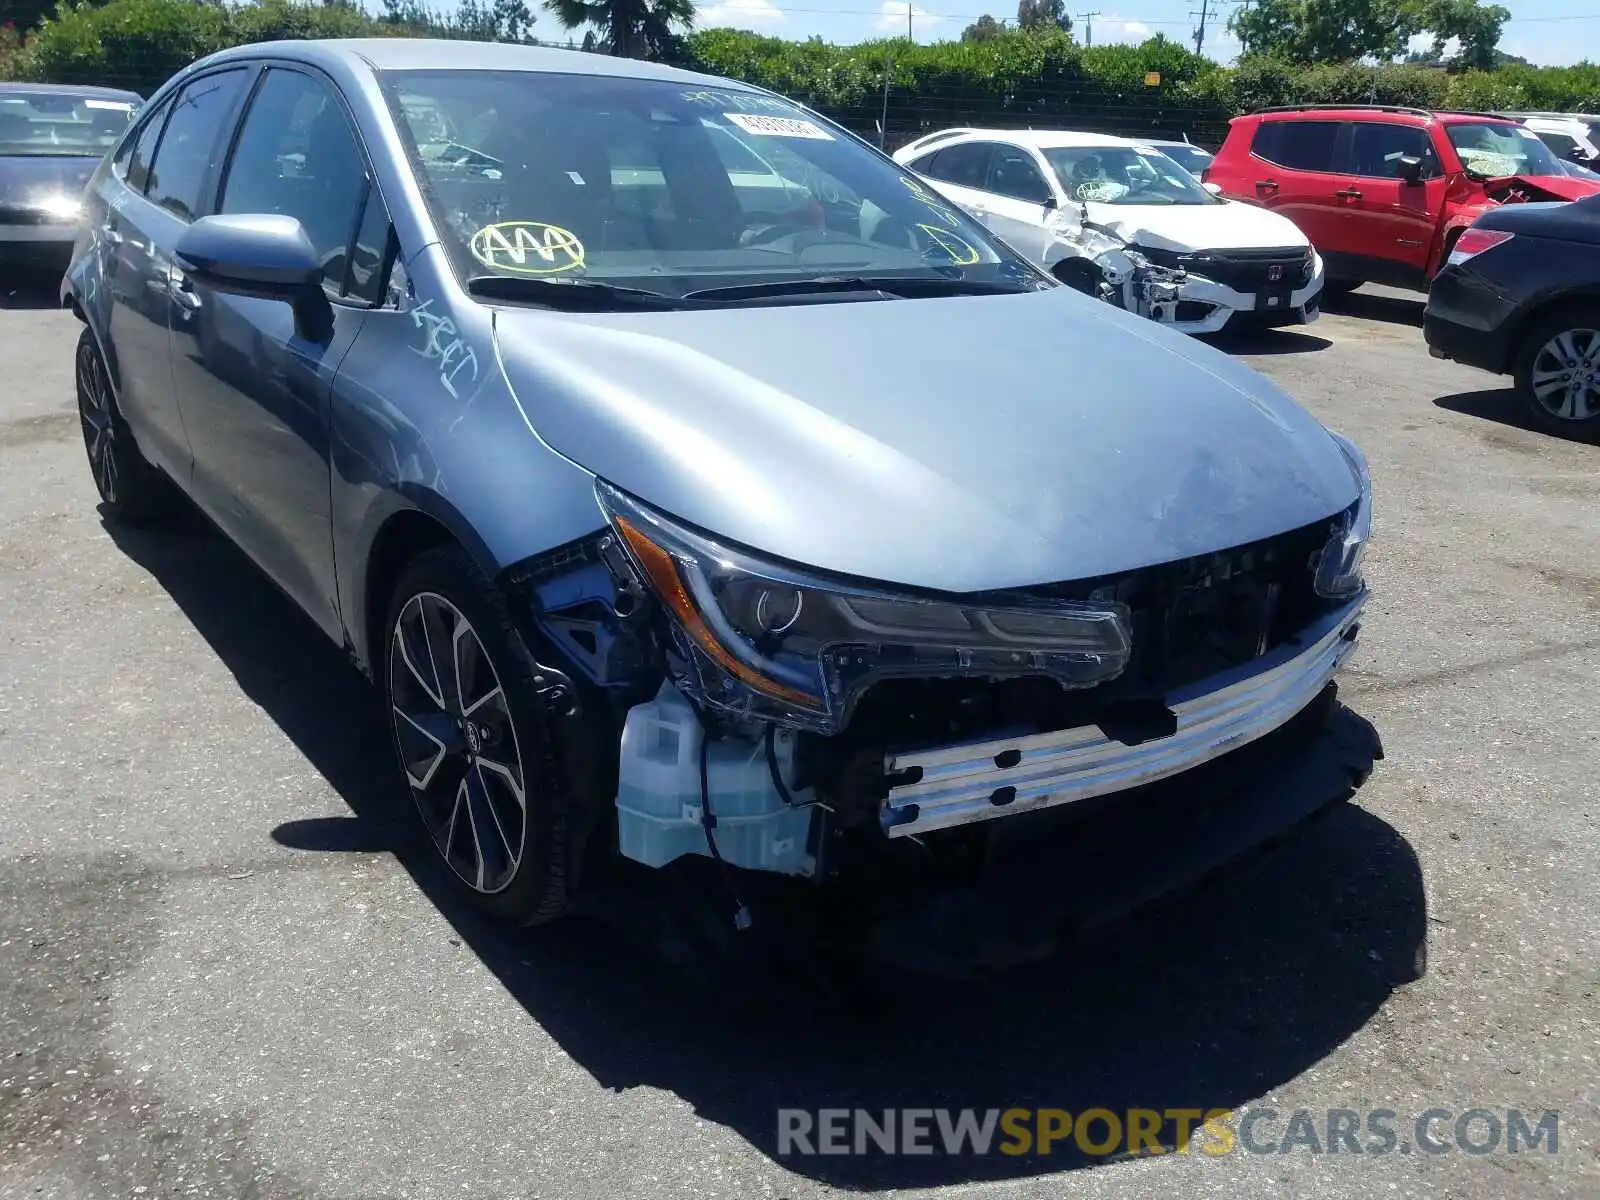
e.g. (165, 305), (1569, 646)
(1568, 146), (1590, 163)
(1042, 194), (1058, 214)
(1202, 180), (1223, 196)
(174, 214), (332, 342)
(1395, 154), (1425, 185)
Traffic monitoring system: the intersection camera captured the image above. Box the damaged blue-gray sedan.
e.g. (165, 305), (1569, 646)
(63, 39), (1378, 963)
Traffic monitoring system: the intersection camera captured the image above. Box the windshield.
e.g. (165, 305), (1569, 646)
(382, 70), (1036, 298)
(1447, 122), (1565, 179)
(0, 91), (137, 158)
(1042, 145), (1218, 205)
(1156, 144), (1213, 177)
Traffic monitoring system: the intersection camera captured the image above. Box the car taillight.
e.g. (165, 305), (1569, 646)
(1447, 227), (1514, 266)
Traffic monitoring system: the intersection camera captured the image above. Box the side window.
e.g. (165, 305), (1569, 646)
(344, 186), (394, 306)
(146, 69), (249, 220)
(986, 144), (1051, 203)
(1346, 122), (1438, 179)
(123, 97), (172, 192)
(908, 152), (938, 174)
(219, 68), (368, 297)
(928, 142), (992, 188)
(1251, 120), (1341, 172)
(1538, 131), (1578, 159)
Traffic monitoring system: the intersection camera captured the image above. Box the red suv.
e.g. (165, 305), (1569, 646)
(1205, 104), (1600, 294)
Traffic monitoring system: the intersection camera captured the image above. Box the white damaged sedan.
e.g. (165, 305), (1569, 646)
(894, 127), (1325, 334)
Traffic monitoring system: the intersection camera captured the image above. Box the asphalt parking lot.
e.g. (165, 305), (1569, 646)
(1, 278), (1596, 1200)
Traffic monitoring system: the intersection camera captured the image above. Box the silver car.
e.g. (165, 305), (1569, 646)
(63, 39), (1377, 963)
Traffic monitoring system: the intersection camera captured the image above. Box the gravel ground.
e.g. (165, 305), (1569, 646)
(1, 279), (1596, 1200)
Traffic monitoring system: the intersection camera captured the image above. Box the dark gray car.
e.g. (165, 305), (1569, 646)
(63, 39), (1377, 956)
(1, 83), (140, 273)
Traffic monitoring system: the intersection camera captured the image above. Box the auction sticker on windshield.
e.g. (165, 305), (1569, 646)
(470, 221), (586, 275)
(724, 112), (834, 141)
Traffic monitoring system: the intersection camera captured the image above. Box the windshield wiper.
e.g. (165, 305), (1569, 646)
(680, 275), (1039, 303)
(466, 275), (685, 310)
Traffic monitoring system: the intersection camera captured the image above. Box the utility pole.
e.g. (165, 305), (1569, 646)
(1191, 0), (1210, 56)
(1077, 9), (1099, 44)
(907, 1), (914, 39)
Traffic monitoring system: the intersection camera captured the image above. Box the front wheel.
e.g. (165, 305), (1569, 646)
(384, 544), (571, 924)
(1513, 305), (1600, 442)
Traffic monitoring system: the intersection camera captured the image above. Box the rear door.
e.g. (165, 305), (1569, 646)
(1245, 119), (1348, 251)
(169, 64), (381, 639)
(1337, 120), (1447, 281)
(911, 140), (995, 227)
(976, 141), (1057, 262)
(98, 71), (252, 479)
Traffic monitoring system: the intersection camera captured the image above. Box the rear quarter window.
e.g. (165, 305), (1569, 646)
(1251, 120), (1341, 172)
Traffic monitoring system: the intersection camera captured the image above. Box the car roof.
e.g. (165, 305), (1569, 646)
(1245, 105), (1518, 126)
(200, 37), (754, 91)
(0, 81), (143, 102)
(915, 128), (1151, 151)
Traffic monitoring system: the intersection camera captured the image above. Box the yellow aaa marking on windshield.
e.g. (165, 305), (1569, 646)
(917, 224), (981, 266)
(901, 176), (962, 228)
(470, 221), (586, 275)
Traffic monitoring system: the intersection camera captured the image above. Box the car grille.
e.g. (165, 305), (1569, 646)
(1024, 514), (1340, 693)
(1138, 245), (1313, 290)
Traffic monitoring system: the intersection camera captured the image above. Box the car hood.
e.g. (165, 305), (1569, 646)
(1483, 173), (1600, 203)
(1084, 198), (1310, 253)
(0, 155), (98, 207)
(493, 288), (1358, 592)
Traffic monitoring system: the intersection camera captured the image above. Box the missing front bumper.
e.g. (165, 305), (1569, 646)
(880, 597), (1364, 838)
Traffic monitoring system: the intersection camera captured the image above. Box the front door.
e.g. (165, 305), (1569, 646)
(977, 142), (1057, 263)
(1331, 120), (1446, 283)
(169, 65), (378, 639)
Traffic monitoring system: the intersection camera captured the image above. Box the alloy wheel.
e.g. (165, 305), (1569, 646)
(1529, 327), (1600, 422)
(76, 336), (119, 503)
(388, 592), (528, 894)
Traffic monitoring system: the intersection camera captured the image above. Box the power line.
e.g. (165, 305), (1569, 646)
(703, 4), (1600, 20)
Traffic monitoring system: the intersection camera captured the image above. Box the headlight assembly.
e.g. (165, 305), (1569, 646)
(1314, 430), (1372, 601)
(29, 193), (82, 222)
(595, 481), (1133, 734)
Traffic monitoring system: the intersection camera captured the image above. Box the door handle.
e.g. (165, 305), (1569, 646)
(170, 272), (202, 312)
(1335, 187), (1364, 200)
(1255, 179), (1279, 192)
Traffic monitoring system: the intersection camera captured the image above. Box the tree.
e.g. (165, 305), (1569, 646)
(1228, 0), (1414, 62)
(961, 12), (1003, 41)
(1016, 0), (1070, 35)
(1412, 0), (1508, 71)
(543, 0), (693, 58)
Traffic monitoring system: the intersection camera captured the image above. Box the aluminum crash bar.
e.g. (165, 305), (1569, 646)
(880, 596), (1364, 837)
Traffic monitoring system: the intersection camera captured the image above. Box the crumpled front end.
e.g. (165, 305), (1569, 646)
(507, 433), (1375, 911)
(1050, 212), (1323, 333)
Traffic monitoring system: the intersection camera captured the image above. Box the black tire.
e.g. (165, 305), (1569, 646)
(1323, 279), (1363, 298)
(75, 328), (178, 525)
(383, 543), (570, 924)
(1513, 304), (1600, 442)
(1051, 259), (1101, 297)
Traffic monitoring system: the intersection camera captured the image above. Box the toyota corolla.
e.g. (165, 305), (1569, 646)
(63, 39), (1378, 962)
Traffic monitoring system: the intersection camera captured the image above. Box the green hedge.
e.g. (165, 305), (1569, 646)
(8, 0), (1600, 140)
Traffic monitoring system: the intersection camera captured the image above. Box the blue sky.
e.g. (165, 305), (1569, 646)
(688, 0), (1600, 66)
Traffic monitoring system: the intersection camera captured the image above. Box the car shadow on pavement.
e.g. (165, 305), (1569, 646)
(1433, 386), (1589, 443)
(1203, 328), (1332, 356)
(1321, 288), (1425, 328)
(1, 270), (66, 311)
(105, 509), (1428, 1191)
